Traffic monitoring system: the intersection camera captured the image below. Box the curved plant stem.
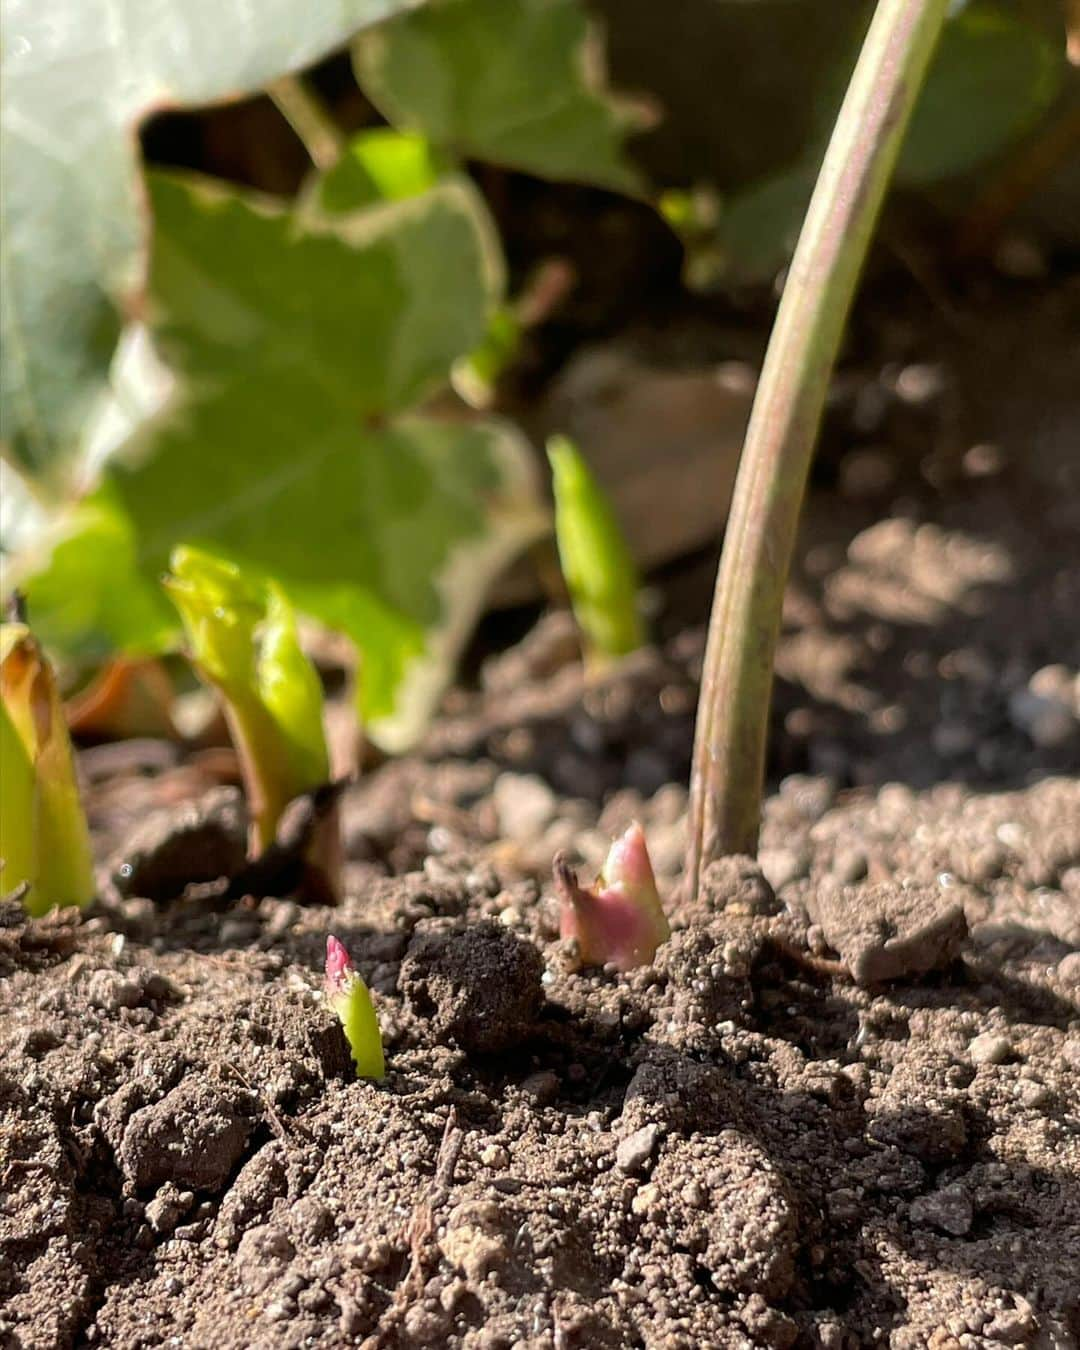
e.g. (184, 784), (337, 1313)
(685, 0), (949, 897)
(268, 74), (344, 172)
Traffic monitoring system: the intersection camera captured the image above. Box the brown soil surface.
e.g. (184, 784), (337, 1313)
(3, 282), (1079, 1349)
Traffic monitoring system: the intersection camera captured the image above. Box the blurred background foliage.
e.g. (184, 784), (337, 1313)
(1, 0), (1076, 747)
(140, 0), (1078, 274)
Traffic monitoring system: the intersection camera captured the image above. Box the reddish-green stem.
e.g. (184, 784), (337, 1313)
(685, 0), (949, 897)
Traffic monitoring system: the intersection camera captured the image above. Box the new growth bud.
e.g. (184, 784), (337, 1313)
(553, 822), (670, 972)
(546, 435), (644, 670)
(1, 622), (95, 916)
(164, 546), (341, 902)
(325, 935), (385, 1080)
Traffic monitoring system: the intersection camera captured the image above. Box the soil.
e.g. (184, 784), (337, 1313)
(3, 272), (1080, 1347)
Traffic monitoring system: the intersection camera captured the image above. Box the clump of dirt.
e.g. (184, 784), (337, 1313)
(400, 920), (545, 1054)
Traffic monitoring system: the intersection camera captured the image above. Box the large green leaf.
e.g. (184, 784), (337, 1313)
(353, 0), (642, 192)
(682, 0), (1066, 287)
(898, 2), (1064, 187)
(21, 173), (547, 749)
(0, 0), (423, 490)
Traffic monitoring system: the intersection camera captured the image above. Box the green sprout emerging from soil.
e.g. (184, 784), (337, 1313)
(163, 546), (341, 899)
(0, 617), (95, 916)
(325, 935), (385, 1080)
(547, 434), (645, 671)
(553, 822), (670, 972)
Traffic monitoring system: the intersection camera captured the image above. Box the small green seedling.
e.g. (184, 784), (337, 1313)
(547, 434), (645, 671)
(325, 935), (385, 1080)
(553, 822), (670, 972)
(0, 620), (95, 916)
(163, 546), (339, 893)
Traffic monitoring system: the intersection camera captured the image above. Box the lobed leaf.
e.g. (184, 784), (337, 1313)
(691, 1), (1066, 287)
(353, 0), (643, 192)
(0, 0), (425, 489)
(897, 2), (1065, 186)
(20, 172), (547, 749)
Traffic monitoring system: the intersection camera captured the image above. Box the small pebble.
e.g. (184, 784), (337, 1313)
(1056, 951), (1080, 987)
(631, 1182), (660, 1215)
(894, 362), (946, 404)
(963, 443), (1005, 477)
(480, 1144), (509, 1169)
(616, 1124), (660, 1175)
(1009, 688), (1076, 748)
(1016, 1080), (1052, 1110)
(969, 1032), (1013, 1066)
(86, 971), (144, 1014)
(145, 1185), (194, 1236)
(757, 848), (809, 893)
(778, 774), (835, 821)
(493, 774), (557, 842)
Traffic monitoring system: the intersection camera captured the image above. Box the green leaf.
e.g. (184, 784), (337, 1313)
(335, 974), (385, 1080)
(683, 1), (1065, 287)
(148, 171), (499, 413)
(258, 587), (332, 796)
(326, 936), (385, 1079)
(898, 2), (1065, 186)
(353, 0), (642, 192)
(305, 128), (525, 411)
(21, 172), (548, 750)
(0, 0), (424, 490)
(12, 484), (177, 665)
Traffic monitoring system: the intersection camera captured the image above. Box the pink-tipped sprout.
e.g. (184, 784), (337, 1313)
(325, 934), (352, 996)
(553, 822), (670, 973)
(324, 935), (385, 1080)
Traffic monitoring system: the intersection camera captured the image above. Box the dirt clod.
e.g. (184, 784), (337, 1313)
(118, 1075), (255, 1192)
(810, 880), (969, 985)
(909, 1183), (975, 1236)
(111, 786), (247, 901)
(698, 854), (779, 916)
(400, 919), (544, 1054)
(647, 1132), (800, 1300)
